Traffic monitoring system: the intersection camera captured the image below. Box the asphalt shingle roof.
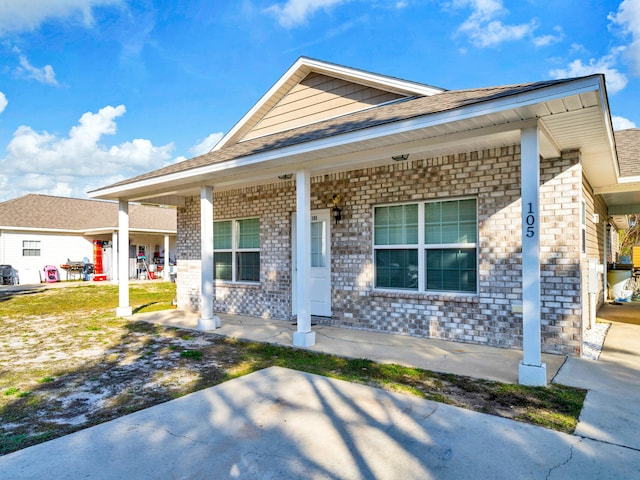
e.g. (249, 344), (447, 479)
(94, 78), (577, 192)
(614, 129), (640, 177)
(0, 195), (176, 231)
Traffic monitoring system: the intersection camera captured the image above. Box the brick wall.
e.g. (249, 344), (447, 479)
(176, 145), (584, 355)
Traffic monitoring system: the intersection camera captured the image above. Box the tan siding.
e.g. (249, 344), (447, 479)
(581, 176), (608, 330)
(242, 73), (404, 141)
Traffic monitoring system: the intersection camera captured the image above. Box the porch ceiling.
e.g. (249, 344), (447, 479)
(91, 76), (617, 206)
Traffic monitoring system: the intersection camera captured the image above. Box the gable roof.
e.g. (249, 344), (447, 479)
(92, 76), (596, 195)
(214, 57), (445, 150)
(0, 195), (176, 233)
(614, 128), (640, 177)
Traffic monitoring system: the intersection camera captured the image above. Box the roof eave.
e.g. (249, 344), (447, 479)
(90, 75), (612, 202)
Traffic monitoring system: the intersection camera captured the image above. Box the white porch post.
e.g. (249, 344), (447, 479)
(111, 230), (118, 282)
(198, 185), (220, 330)
(163, 234), (170, 281)
(293, 169), (316, 347)
(116, 199), (132, 317)
(519, 125), (547, 386)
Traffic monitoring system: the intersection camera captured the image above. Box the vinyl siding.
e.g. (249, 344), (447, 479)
(242, 73), (405, 141)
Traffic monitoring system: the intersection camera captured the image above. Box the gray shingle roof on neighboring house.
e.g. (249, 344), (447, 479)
(93, 78), (577, 192)
(614, 129), (640, 177)
(0, 195), (176, 232)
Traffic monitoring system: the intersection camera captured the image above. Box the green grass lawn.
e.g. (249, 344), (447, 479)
(0, 282), (586, 455)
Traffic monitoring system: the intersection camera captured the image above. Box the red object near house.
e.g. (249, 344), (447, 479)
(93, 240), (103, 275)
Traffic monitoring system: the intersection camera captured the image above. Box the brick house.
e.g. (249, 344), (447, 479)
(90, 58), (639, 385)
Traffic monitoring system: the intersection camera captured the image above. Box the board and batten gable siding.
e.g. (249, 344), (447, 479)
(241, 73), (406, 141)
(0, 231), (93, 284)
(176, 145), (584, 355)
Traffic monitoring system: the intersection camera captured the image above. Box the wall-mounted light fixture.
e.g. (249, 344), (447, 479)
(392, 153), (410, 162)
(331, 194), (342, 224)
(277, 173), (293, 180)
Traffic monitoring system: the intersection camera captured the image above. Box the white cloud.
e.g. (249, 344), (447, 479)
(452, 0), (540, 47)
(532, 26), (564, 48)
(0, 91), (7, 114)
(549, 48), (628, 94)
(266, 0), (348, 28)
(189, 132), (224, 157)
(612, 115), (637, 130)
(0, 0), (121, 36)
(17, 54), (60, 86)
(609, 0), (640, 75)
(0, 105), (174, 200)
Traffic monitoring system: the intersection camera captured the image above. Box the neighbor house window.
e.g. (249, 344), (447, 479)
(374, 199), (477, 293)
(213, 218), (260, 282)
(22, 240), (41, 256)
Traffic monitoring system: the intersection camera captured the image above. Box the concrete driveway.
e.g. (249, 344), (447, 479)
(1, 365), (639, 480)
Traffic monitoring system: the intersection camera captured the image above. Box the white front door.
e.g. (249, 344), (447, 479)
(292, 210), (332, 317)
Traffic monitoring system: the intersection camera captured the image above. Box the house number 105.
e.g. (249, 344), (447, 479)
(526, 202), (536, 238)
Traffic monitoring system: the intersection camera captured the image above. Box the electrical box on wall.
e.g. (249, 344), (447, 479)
(593, 213), (600, 224)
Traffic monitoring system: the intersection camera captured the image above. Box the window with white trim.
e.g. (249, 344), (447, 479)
(213, 218), (260, 282)
(22, 240), (41, 257)
(374, 199), (477, 293)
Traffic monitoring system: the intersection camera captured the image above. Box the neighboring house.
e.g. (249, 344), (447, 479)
(90, 57), (640, 385)
(0, 194), (177, 285)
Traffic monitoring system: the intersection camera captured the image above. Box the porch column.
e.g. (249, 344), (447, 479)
(293, 169), (316, 347)
(198, 185), (220, 330)
(116, 199), (132, 317)
(519, 125), (547, 386)
(111, 230), (118, 282)
(163, 234), (170, 281)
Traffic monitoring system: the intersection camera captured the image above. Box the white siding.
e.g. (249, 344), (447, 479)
(0, 231), (93, 285)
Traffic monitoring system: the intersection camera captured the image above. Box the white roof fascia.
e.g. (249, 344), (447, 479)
(213, 57), (444, 152)
(619, 175), (640, 183)
(0, 226), (175, 235)
(0, 226), (83, 234)
(594, 76), (621, 180)
(82, 228), (176, 235)
(594, 181), (640, 195)
(92, 76), (606, 200)
(302, 57), (445, 96)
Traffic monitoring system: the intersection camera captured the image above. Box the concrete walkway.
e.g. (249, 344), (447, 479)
(554, 301), (640, 451)
(1, 303), (639, 479)
(139, 309), (569, 384)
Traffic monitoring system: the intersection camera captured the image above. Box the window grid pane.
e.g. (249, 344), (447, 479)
(425, 199), (477, 245)
(214, 252), (232, 281)
(426, 248), (476, 292)
(238, 218), (260, 249)
(214, 221), (232, 249)
(237, 252), (260, 282)
(374, 204), (418, 245)
(375, 249), (418, 290)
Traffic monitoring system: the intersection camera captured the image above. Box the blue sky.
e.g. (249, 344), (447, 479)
(0, 0), (639, 202)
